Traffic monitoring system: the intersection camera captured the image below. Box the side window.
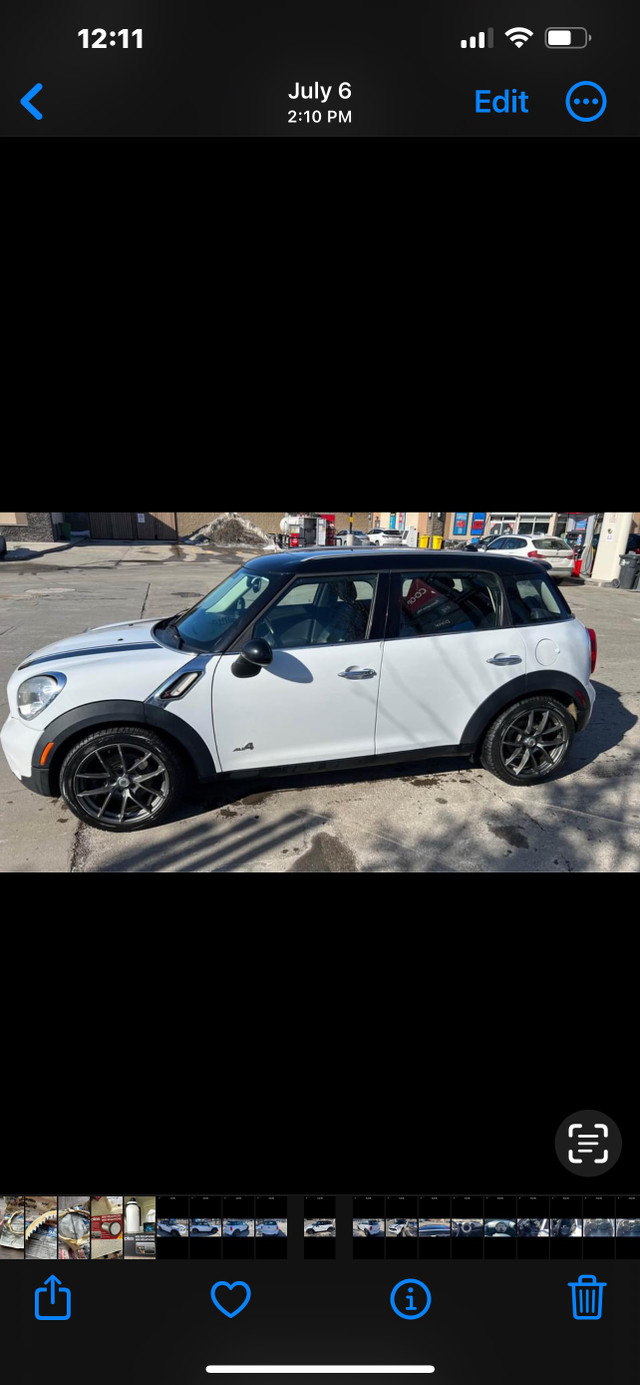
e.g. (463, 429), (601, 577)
(502, 574), (570, 625)
(395, 571), (502, 638)
(502, 537), (525, 550)
(487, 538), (506, 550)
(253, 576), (377, 649)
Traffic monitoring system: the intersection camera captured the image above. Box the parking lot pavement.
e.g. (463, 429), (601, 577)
(1, 555), (639, 874)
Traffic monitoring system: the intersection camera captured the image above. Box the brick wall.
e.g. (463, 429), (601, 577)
(0, 511), (55, 541)
(177, 511), (373, 539)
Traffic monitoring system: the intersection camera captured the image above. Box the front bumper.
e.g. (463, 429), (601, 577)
(0, 714), (52, 795)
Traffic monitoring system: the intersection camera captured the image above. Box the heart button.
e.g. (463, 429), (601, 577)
(211, 1281), (252, 1319)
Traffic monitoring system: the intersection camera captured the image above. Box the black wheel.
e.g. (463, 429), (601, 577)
(481, 696), (574, 785)
(59, 726), (185, 831)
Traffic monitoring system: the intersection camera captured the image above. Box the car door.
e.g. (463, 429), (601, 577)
(211, 572), (385, 770)
(375, 568), (527, 754)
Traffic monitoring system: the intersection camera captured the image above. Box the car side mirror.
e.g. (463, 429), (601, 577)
(231, 638), (274, 679)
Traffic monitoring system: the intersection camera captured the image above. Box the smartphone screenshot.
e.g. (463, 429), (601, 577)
(353, 1195), (385, 1261)
(452, 1195), (484, 1259)
(386, 1195), (418, 1260)
(123, 1195), (156, 1260)
(517, 1195), (550, 1259)
(550, 1195), (583, 1259)
(485, 1195), (516, 1259)
(156, 1195), (189, 1261)
(189, 1195), (222, 1260)
(616, 1196), (640, 1258)
(0, 5), (636, 135)
(419, 1195), (452, 1260)
(223, 1196), (255, 1261)
(304, 1195), (336, 1259)
(90, 1195), (123, 1260)
(256, 1195), (287, 1261)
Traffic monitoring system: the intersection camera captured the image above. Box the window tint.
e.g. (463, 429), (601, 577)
(502, 574), (571, 625)
(487, 538), (506, 549)
(253, 575), (377, 649)
(530, 538), (572, 552)
(396, 572), (501, 638)
(502, 537), (527, 549)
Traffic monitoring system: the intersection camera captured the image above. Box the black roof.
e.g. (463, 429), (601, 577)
(244, 548), (551, 577)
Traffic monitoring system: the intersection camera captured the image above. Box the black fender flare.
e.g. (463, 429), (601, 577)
(461, 671), (592, 750)
(31, 700), (216, 796)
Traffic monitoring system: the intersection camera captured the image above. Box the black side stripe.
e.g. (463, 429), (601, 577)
(18, 643), (160, 670)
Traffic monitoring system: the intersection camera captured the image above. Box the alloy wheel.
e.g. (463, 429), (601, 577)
(499, 708), (569, 779)
(72, 741), (170, 824)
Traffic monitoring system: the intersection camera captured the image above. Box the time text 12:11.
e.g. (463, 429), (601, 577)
(78, 29), (143, 47)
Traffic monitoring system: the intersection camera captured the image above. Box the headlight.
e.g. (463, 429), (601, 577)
(17, 673), (66, 720)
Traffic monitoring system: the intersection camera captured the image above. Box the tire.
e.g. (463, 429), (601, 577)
(481, 695), (575, 786)
(59, 725), (185, 831)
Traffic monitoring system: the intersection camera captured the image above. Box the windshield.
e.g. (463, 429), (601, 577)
(163, 568), (278, 652)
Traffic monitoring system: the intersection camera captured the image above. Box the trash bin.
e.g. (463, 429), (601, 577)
(618, 553), (640, 589)
(419, 536), (430, 549)
(568, 1274), (606, 1321)
(432, 535), (444, 550)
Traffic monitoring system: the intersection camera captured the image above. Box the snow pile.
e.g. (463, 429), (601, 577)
(186, 513), (278, 549)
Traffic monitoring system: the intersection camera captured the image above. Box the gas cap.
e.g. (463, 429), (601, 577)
(535, 638), (560, 666)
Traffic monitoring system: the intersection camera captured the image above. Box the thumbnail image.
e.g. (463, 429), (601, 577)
(223, 1218), (254, 1238)
(91, 1195), (123, 1259)
(157, 1218), (188, 1238)
(0, 1194), (24, 1260)
(387, 1218), (418, 1238)
(452, 1219), (484, 1238)
(550, 1219), (582, 1237)
(485, 1218), (516, 1238)
(517, 1219), (549, 1237)
(616, 1220), (640, 1237)
(353, 1216), (384, 1238)
(304, 1218), (336, 1237)
(419, 1219), (451, 1238)
(124, 1196), (156, 1259)
(25, 1196), (57, 1260)
(583, 1218), (615, 1237)
(190, 1219), (222, 1238)
(256, 1219), (287, 1238)
(58, 1196), (90, 1261)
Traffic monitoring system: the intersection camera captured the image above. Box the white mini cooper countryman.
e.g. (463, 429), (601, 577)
(1, 549), (597, 832)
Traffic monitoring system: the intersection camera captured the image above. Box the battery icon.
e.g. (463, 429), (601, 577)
(545, 26), (591, 46)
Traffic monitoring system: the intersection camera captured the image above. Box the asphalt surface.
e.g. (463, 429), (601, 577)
(1, 542), (639, 873)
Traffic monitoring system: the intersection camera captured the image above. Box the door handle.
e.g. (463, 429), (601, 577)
(338, 667), (378, 679)
(486, 654), (523, 665)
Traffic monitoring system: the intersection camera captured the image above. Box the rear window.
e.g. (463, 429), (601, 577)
(502, 574), (571, 625)
(530, 538), (573, 552)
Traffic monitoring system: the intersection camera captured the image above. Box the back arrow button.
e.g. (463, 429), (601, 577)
(21, 83), (43, 119)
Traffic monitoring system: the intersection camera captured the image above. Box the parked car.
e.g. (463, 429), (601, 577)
(368, 529), (407, 547)
(0, 535), (6, 560)
(305, 1220), (335, 1235)
(387, 1219), (408, 1236)
(259, 1220), (281, 1236)
(336, 530), (372, 546)
(223, 1220), (250, 1236)
(357, 1218), (383, 1236)
(157, 1220), (187, 1237)
(1, 550), (596, 832)
(190, 1220), (219, 1235)
(481, 534), (576, 580)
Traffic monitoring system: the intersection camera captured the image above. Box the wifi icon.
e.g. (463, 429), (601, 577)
(505, 26), (534, 45)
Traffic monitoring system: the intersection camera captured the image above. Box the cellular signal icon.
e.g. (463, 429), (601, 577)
(460, 27), (494, 47)
(505, 26), (534, 45)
